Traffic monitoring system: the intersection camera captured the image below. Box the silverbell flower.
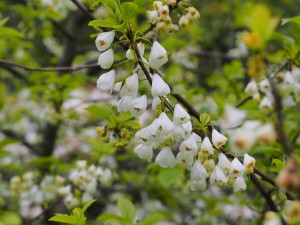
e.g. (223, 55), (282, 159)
(191, 160), (208, 181)
(95, 31), (115, 52)
(96, 70), (115, 93)
(130, 95), (147, 117)
(151, 74), (170, 97)
(98, 48), (114, 69)
(155, 146), (177, 168)
(173, 104), (190, 124)
(149, 41), (168, 69)
(134, 144), (153, 162)
(233, 176), (246, 192)
(212, 129), (228, 149)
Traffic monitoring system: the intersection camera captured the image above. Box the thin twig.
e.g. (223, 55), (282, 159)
(235, 96), (252, 108)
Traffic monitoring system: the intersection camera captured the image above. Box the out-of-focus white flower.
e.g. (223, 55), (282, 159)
(147, 10), (159, 24)
(263, 212), (281, 225)
(179, 15), (189, 27)
(200, 137), (214, 155)
(149, 41), (168, 69)
(283, 200), (300, 225)
(97, 70), (116, 93)
(259, 79), (271, 93)
(191, 179), (207, 191)
(259, 96), (272, 111)
(58, 185), (71, 197)
(155, 146), (177, 168)
(173, 104), (190, 124)
(172, 122), (185, 140)
(220, 105), (247, 130)
(159, 5), (169, 16)
(64, 194), (80, 209)
(98, 48), (114, 69)
(256, 123), (276, 144)
(229, 158), (246, 177)
(120, 73), (139, 97)
(233, 176), (247, 192)
(151, 74), (170, 97)
(212, 129), (228, 149)
(95, 31), (115, 51)
(152, 96), (161, 111)
(192, 132), (202, 148)
(153, 1), (162, 10)
(182, 121), (193, 137)
(244, 80), (258, 96)
(176, 152), (193, 170)
(134, 144), (153, 162)
(243, 153), (255, 174)
(76, 160), (87, 170)
(187, 7), (200, 20)
(191, 160), (208, 180)
(130, 95), (147, 117)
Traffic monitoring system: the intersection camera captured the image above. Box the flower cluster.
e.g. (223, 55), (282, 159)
(147, 1), (200, 33)
(244, 66), (300, 111)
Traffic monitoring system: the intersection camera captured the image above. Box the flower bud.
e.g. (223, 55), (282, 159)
(212, 129), (228, 149)
(98, 48), (114, 69)
(149, 41), (168, 69)
(243, 153), (255, 174)
(200, 137), (214, 155)
(97, 70), (116, 93)
(151, 74), (170, 97)
(95, 31), (115, 51)
(134, 144), (153, 162)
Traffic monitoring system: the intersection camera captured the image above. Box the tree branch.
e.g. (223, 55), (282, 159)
(235, 96), (252, 108)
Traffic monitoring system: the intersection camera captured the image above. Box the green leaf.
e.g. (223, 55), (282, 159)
(120, 2), (138, 22)
(0, 27), (24, 39)
(133, 0), (154, 6)
(281, 16), (300, 26)
(49, 214), (77, 224)
(84, 104), (115, 122)
(142, 213), (166, 225)
(88, 18), (117, 27)
(200, 113), (210, 125)
(97, 213), (124, 223)
(82, 199), (96, 214)
(158, 167), (184, 188)
(97, 0), (121, 16)
(117, 197), (136, 222)
(271, 158), (284, 172)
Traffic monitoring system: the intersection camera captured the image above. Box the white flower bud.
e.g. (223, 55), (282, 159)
(191, 179), (207, 191)
(120, 73), (139, 97)
(155, 146), (177, 168)
(229, 158), (246, 177)
(97, 70), (116, 93)
(259, 79), (271, 93)
(98, 48), (114, 69)
(95, 31), (115, 51)
(130, 95), (147, 117)
(147, 10), (159, 24)
(244, 80), (258, 96)
(176, 152), (193, 170)
(243, 153), (255, 174)
(218, 153), (231, 175)
(180, 135), (198, 155)
(212, 129), (228, 149)
(149, 41), (168, 69)
(191, 160), (208, 180)
(259, 96), (272, 111)
(134, 144), (153, 162)
(200, 137), (214, 155)
(173, 104), (190, 124)
(151, 74), (170, 97)
(233, 176), (246, 192)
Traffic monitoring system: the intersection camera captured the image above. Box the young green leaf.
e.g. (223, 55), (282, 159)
(49, 214), (77, 224)
(120, 2), (138, 22)
(133, 0), (154, 7)
(88, 18), (118, 28)
(200, 113), (210, 125)
(117, 197), (136, 222)
(281, 15), (300, 26)
(82, 199), (96, 214)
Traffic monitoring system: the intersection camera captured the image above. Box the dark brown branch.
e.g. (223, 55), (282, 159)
(235, 96), (252, 108)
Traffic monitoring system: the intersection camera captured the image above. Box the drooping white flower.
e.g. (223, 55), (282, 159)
(259, 79), (271, 93)
(229, 158), (246, 177)
(244, 80), (258, 96)
(179, 135), (198, 155)
(220, 105), (247, 130)
(200, 137), (214, 155)
(182, 121), (193, 137)
(259, 96), (272, 111)
(151, 74), (170, 97)
(212, 129), (228, 149)
(179, 15), (189, 27)
(147, 10), (159, 24)
(191, 160), (208, 181)
(126, 42), (145, 60)
(98, 48), (114, 69)
(153, 1), (162, 10)
(159, 5), (169, 17)
(120, 73), (139, 97)
(153, 112), (173, 135)
(152, 96), (161, 111)
(233, 176), (247, 192)
(155, 146), (177, 168)
(117, 96), (134, 112)
(176, 152), (193, 170)
(95, 31), (115, 52)
(218, 153), (231, 175)
(172, 122), (185, 140)
(210, 165), (228, 185)
(97, 70), (115, 92)
(187, 7), (200, 20)
(149, 41), (168, 69)
(263, 212), (281, 225)
(256, 123), (277, 144)
(134, 144), (153, 162)
(192, 132), (202, 148)
(130, 95), (147, 117)
(243, 153), (255, 174)
(135, 124), (155, 146)
(191, 179), (207, 191)
(173, 104), (190, 124)
(114, 82), (122, 92)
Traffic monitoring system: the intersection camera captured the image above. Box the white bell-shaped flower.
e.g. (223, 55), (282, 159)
(233, 176), (246, 192)
(173, 104), (190, 124)
(134, 144), (153, 162)
(172, 122), (185, 140)
(176, 152), (193, 170)
(154, 112), (173, 135)
(151, 74), (170, 97)
(130, 95), (147, 117)
(155, 146), (177, 168)
(179, 15), (189, 27)
(153, 1), (162, 10)
(120, 73), (139, 97)
(229, 158), (246, 177)
(182, 121), (193, 137)
(220, 105), (247, 130)
(98, 48), (114, 69)
(212, 129), (228, 149)
(159, 5), (169, 17)
(210, 165), (228, 185)
(243, 153), (255, 174)
(191, 179), (207, 191)
(180, 135), (198, 155)
(192, 132), (202, 148)
(259, 96), (272, 111)
(97, 70), (115, 93)
(218, 153), (231, 175)
(135, 124), (155, 146)
(152, 96), (161, 111)
(200, 137), (214, 155)
(259, 79), (271, 93)
(191, 160), (208, 180)
(147, 10), (158, 24)
(149, 41), (168, 69)
(117, 96), (134, 112)
(114, 82), (122, 92)
(244, 80), (258, 96)
(95, 31), (115, 52)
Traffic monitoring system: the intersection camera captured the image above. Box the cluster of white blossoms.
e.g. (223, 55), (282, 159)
(245, 66), (300, 111)
(95, 31), (256, 192)
(147, 1), (200, 33)
(58, 160), (112, 208)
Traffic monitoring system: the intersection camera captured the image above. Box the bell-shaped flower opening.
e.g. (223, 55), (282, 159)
(135, 124), (155, 147)
(95, 31), (115, 52)
(134, 144), (153, 162)
(120, 73), (139, 98)
(130, 95), (147, 117)
(173, 104), (190, 124)
(243, 153), (255, 174)
(176, 152), (193, 170)
(98, 48), (114, 69)
(151, 74), (170, 97)
(233, 176), (247, 192)
(149, 41), (168, 69)
(212, 129), (228, 149)
(200, 137), (214, 155)
(229, 158), (246, 177)
(155, 146), (177, 168)
(191, 160), (208, 181)
(191, 179), (207, 191)
(180, 135), (198, 155)
(97, 70), (116, 93)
